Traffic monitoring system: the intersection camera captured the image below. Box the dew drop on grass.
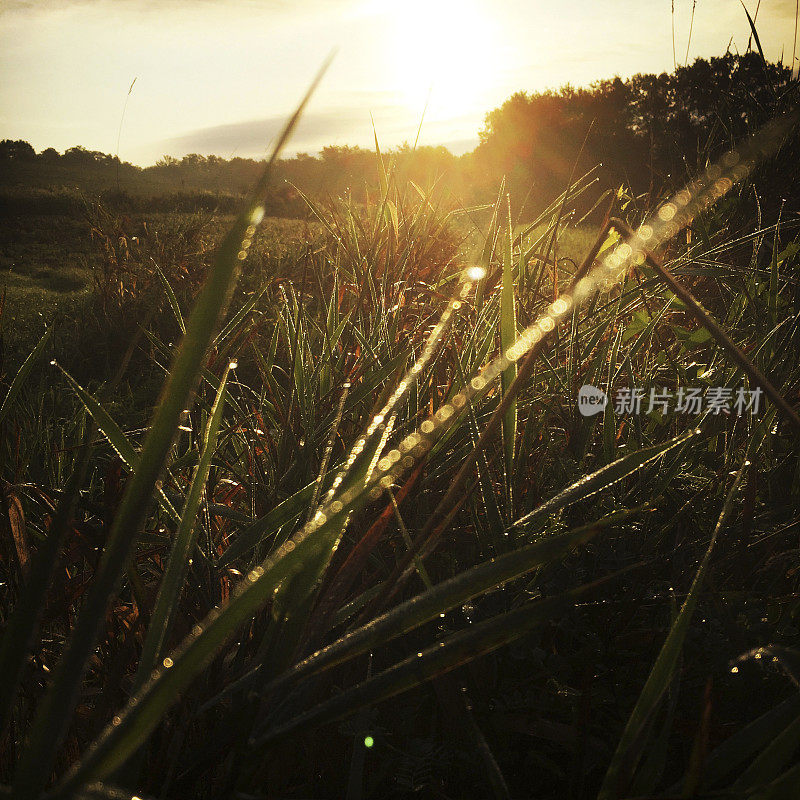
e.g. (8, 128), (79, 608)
(163, 657), (174, 669)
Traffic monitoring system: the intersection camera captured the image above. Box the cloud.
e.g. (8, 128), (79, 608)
(155, 107), (392, 157)
(148, 102), (479, 160)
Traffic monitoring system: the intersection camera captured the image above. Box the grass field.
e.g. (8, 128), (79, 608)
(1, 212), (314, 369)
(1, 103), (800, 800)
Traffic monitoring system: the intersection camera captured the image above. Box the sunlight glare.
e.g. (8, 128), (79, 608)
(370, 0), (498, 119)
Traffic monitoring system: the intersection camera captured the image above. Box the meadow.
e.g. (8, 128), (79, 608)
(1, 59), (800, 800)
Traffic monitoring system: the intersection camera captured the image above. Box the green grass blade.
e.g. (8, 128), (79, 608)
(133, 367), (230, 692)
(734, 713), (800, 791)
(0, 326), (51, 425)
(690, 695), (800, 791)
(597, 443), (759, 799)
(217, 471), (335, 567)
(154, 263), (186, 334)
(250, 571), (629, 750)
(57, 497), (355, 790)
(57, 365), (180, 523)
(511, 431), (697, 532)
(749, 761), (800, 800)
(251, 512), (639, 703)
(57, 366), (139, 466)
(214, 285), (268, 347)
(12, 59), (331, 799)
(499, 196), (517, 502)
(474, 180), (503, 310)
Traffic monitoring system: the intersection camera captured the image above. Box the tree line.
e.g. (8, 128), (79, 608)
(2, 52), (796, 218)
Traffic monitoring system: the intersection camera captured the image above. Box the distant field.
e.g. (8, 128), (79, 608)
(1, 211), (313, 367)
(2, 204), (600, 370)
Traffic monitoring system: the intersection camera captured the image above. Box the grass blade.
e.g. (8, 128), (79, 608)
(133, 367), (230, 692)
(511, 430), (697, 532)
(0, 423), (92, 732)
(12, 58), (332, 799)
(597, 426), (767, 799)
(57, 365), (179, 523)
(499, 196), (517, 506)
(249, 571), (631, 750)
(248, 512), (639, 705)
(0, 326), (51, 426)
(154, 263), (186, 334)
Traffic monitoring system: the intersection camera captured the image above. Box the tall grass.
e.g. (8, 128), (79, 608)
(1, 76), (799, 799)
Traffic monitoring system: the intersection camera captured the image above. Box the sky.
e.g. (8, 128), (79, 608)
(0, 0), (797, 165)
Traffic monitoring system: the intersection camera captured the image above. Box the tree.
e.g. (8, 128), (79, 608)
(0, 139), (36, 160)
(155, 155), (179, 168)
(39, 147), (60, 162)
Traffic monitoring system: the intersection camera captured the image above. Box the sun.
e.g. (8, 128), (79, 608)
(371, 0), (498, 120)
